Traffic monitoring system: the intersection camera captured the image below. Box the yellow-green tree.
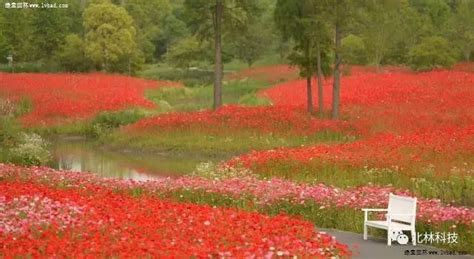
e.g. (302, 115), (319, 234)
(83, 1), (140, 72)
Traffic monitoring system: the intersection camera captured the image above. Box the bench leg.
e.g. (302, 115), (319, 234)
(363, 224), (367, 240)
(387, 228), (392, 246)
(411, 229), (416, 246)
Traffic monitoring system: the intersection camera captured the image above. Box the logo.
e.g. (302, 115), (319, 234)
(390, 230), (410, 245)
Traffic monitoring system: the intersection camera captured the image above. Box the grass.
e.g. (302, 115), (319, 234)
(250, 160), (474, 206)
(104, 129), (351, 156)
(145, 78), (273, 112)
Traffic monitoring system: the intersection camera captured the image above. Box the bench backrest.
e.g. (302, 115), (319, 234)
(387, 193), (417, 224)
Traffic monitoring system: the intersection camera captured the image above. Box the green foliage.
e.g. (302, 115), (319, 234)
(87, 108), (149, 137)
(165, 36), (206, 69)
(184, 0), (262, 40)
(55, 34), (93, 72)
(408, 36), (456, 71)
(0, 21), (8, 63)
(0, 62), (59, 73)
(145, 78), (271, 112)
(449, 0), (474, 61)
(230, 17), (272, 67)
(83, 2), (141, 72)
(275, 0), (332, 78)
(14, 98), (33, 117)
(139, 64), (214, 87)
(341, 34), (367, 65)
(30, 8), (69, 60)
(125, 0), (172, 62)
(409, 0), (451, 31)
(156, 13), (189, 59)
(358, 0), (402, 68)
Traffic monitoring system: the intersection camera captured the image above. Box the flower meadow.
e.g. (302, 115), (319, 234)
(219, 68), (474, 202)
(0, 73), (180, 126)
(1, 164), (473, 254)
(0, 164), (351, 258)
(259, 68), (474, 136)
(121, 67), (473, 198)
(1, 65), (473, 255)
(126, 105), (351, 136)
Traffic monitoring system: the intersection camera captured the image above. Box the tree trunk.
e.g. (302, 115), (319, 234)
(316, 46), (324, 116)
(213, 0), (223, 110)
(306, 76), (313, 114)
(332, 21), (342, 120)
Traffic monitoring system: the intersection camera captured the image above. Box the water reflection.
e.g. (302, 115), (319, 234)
(50, 140), (218, 181)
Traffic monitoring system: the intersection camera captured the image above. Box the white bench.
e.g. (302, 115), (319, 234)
(362, 193), (417, 246)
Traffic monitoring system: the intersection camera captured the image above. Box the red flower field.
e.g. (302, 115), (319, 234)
(223, 67), (474, 175)
(0, 164), (351, 258)
(260, 68), (474, 136)
(126, 104), (351, 136)
(0, 73), (180, 126)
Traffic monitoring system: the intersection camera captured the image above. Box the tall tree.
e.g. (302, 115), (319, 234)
(183, 0), (262, 110)
(328, 0), (354, 120)
(214, 0), (223, 109)
(275, 0), (330, 115)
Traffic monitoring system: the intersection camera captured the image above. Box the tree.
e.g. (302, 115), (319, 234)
(83, 2), (139, 72)
(232, 22), (270, 67)
(358, 0), (402, 70)
(125, 0), (172, 62)
(275, 0), (331, 115)
(449, 0), (474, 61)
(327, 0), (354, 120)
(165, 36), (205, 69)
(183, 0), (262, 110)
(408, 36), (455, 71)
(30, 8), (69, 60)
(341, 34), (367, 65)
(0, 7), (33, 62)
(157, 13), (189, 59)
(55, 34), (92, 72)
(409, 0), (451, 32)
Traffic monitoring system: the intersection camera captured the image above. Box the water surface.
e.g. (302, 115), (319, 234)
(49, 139), (219, 181)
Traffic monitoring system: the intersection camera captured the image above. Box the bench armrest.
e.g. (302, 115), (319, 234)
(362, 208), (388, 222)
(361, 208), (388, 212)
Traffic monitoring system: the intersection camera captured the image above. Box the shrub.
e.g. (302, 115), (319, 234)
(8, 133), (51, 166)
(408, 36), (456, 71)
(87, 108), (148, 137)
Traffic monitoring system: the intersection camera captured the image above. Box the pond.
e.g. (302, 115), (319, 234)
(48, 139), (223, 181)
